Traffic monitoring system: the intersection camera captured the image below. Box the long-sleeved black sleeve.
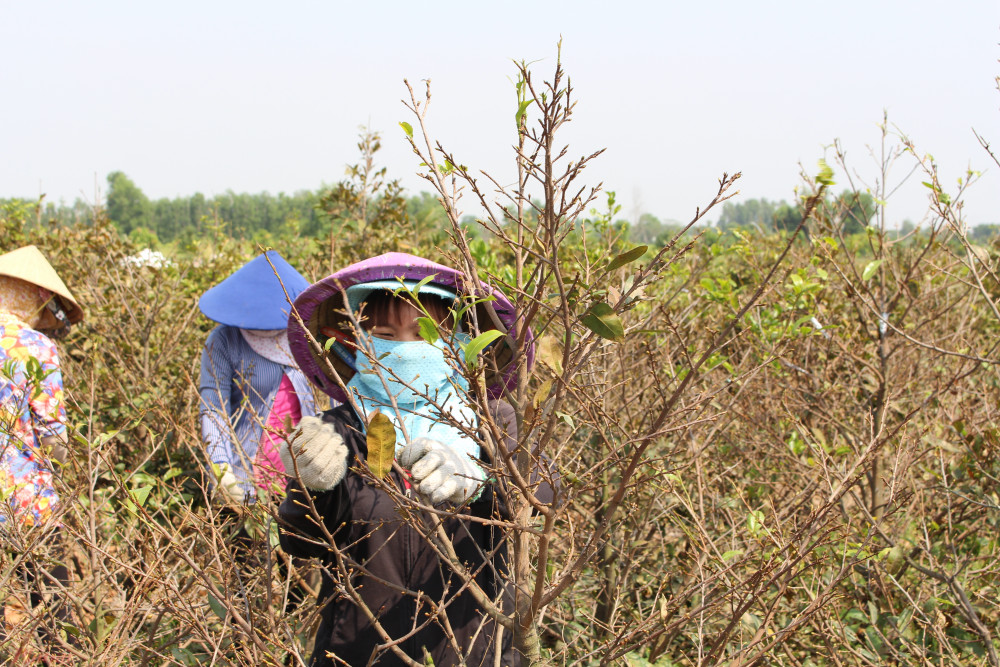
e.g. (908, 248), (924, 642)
(278, 480), (352, 558)
(277, 406), (359, 558)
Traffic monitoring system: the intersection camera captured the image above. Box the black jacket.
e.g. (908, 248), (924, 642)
(278, 401), (554, 666)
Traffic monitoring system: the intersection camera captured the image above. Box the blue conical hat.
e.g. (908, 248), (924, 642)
(199, 251), (310, 329)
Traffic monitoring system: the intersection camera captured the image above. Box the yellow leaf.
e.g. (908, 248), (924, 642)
(538, 336), (564, 375)
(366, 411), (396, 480)
(533, 379), (553, 408)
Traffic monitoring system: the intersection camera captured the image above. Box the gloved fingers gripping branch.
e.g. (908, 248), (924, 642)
(397, 436), (431, 469)
(399, 437), (485, 505)
(409, 449), (447, 481)
(279, 416), (350, 492)
(419, 467), (463, 505)
(214, 463), (246, 505)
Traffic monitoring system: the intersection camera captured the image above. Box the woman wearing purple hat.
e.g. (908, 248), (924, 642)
(277, 252), (554, 666)
(198, 250), (318, 506)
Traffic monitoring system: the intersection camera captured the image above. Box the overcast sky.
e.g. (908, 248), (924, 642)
(2, 1), (998, 227)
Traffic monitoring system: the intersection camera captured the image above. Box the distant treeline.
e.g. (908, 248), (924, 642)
(26, 172), (323, 244)
(18, 172), (455, 248)
(710, 193), (999, 241)
(7, 172), (998, 248)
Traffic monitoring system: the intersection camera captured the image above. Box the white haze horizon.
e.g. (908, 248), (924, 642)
(2, 1), (998, 228)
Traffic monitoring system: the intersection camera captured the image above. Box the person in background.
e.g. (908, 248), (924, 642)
(197, 250), (318, 602)
(0, 244), (84, 659)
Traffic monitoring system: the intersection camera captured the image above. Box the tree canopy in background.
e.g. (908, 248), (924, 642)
(106, 171), (152, 236)
(714, 191), (878, 235)
(2, 169), (994, 254)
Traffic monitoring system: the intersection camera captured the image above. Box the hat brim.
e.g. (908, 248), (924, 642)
(0, 246), (84, 325)
(345, 279), (458, 315)
(288, 252), (533, 403)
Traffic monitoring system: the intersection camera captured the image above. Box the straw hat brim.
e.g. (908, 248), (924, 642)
(0, 245), (84, 325)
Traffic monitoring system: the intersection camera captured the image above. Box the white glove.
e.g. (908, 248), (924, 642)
(279, 416), (349, 491)
(398, 438), (485, 505)
(214, 463), (246, 505)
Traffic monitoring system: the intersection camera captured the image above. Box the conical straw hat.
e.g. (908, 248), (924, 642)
(0, 245), (84, 325)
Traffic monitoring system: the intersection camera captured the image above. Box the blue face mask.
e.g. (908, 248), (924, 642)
(353, 337), (459, 404)
(347, 333), (479, 460)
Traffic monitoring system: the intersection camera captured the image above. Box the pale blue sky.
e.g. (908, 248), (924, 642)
(2, 1), (998, 226)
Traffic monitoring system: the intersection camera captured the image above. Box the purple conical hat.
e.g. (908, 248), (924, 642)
(288, 252), (534, 403)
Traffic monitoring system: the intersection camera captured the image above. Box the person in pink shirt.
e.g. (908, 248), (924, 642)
(197, 251), (319, 615)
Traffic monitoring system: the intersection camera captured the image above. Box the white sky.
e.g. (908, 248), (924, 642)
(2, 1), (998, 227)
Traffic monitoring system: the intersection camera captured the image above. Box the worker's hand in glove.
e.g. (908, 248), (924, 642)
(213, 463), (246, 505)
(398, 438), (485, 505)
(279, 416), (349, 491)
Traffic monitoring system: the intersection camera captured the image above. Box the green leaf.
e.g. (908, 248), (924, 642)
(746, 509), (765, 538)
(461, 330), (505, 367)
(208, 594), (228, 621)
(416, 317), (439, 344)
(395, 274), (438, 303)
(741, 612), (762, 632)
(816, 159), (835, 186)
(843, 608), (868, 625)
(163, 467), (182, 482)
(580, 302), (625, 342)
(92, 430), (120, 448)
(515, 100), (533, 126)
(413, 274), (436, 290)
(366, 411), (396, 480)
(868, 600), (880, 625)
(129, 485), (152, 508)
(268, 522), (280, 549)
(862, 259), (883, 281)
(399, 121), (413, 138)
(896, 607), (914, 632)
(58, 621), (81, 638)
(607, 245), (648, 272)
(88, 602), (118, 645)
